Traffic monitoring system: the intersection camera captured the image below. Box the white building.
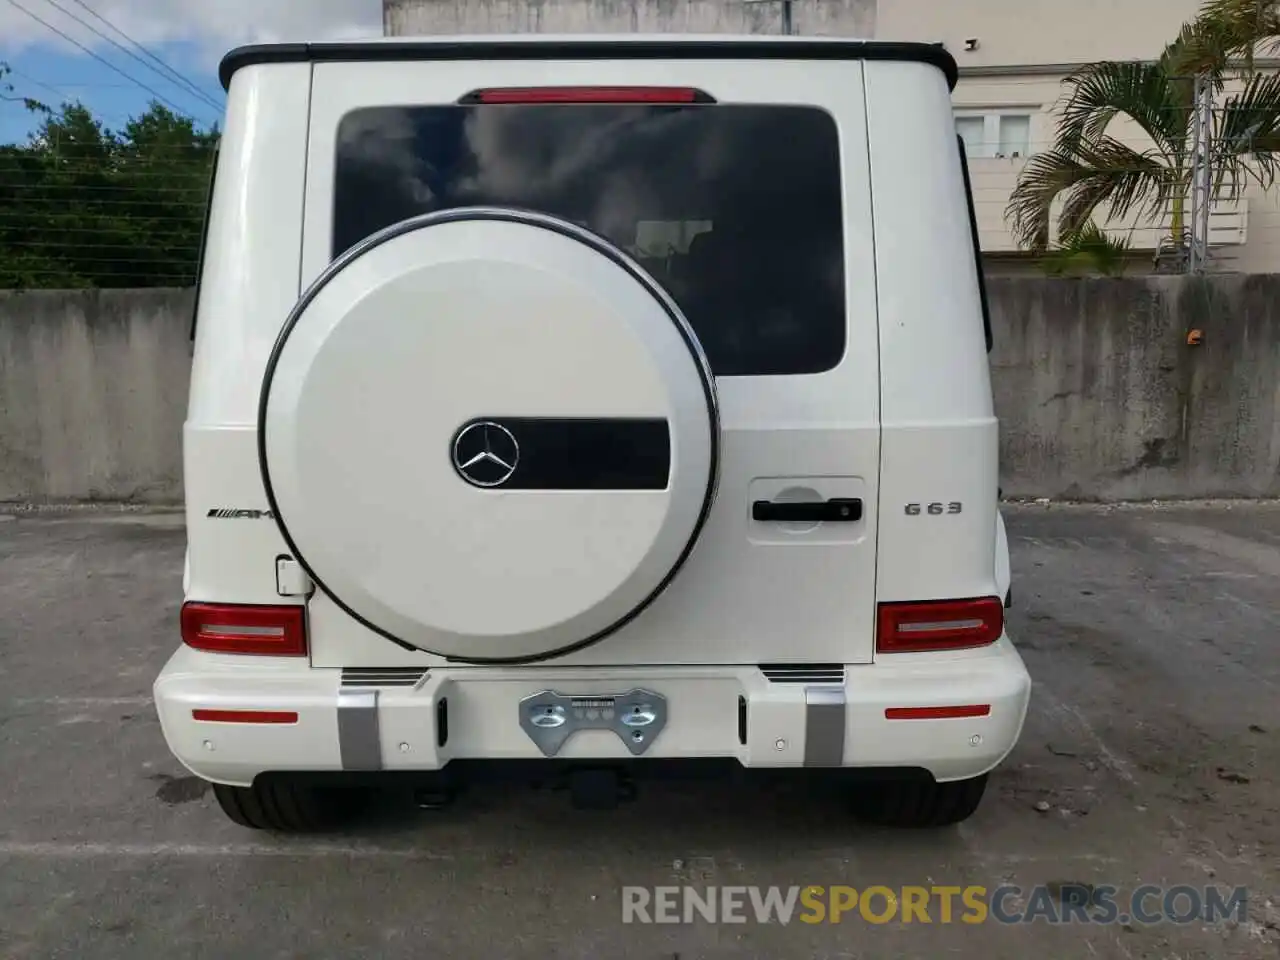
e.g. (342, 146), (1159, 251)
(879, 0), (1279, 273)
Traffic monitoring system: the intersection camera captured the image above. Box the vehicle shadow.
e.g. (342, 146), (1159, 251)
(331, 772), (979, 867)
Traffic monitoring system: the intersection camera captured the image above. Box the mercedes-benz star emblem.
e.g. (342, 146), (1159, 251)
(452, 421), (520, 488)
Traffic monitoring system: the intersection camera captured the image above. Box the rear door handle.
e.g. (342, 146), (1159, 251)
(751, 498), (863, 523)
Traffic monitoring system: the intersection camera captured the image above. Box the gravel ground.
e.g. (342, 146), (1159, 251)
(0, 503), (1277, 959)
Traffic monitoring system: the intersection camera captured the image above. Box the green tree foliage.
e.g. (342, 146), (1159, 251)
(1171, 0), (1280, 75)
(1039, 221), (1135, 277)
(0, 79), (218, 289)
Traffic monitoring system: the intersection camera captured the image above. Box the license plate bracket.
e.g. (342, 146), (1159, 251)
(518, 688), (668, 757)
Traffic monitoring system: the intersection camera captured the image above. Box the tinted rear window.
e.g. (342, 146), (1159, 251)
(332, 104), (845, 376)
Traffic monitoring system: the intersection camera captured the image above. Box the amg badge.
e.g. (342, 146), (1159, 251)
(207, 508), (276, 519)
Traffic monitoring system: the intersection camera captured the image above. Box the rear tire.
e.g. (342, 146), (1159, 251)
(212, 780), (367, 832)
(851, 774), (988, 828)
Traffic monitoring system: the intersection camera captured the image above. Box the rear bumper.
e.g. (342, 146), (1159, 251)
(154, 638), (1032, 788)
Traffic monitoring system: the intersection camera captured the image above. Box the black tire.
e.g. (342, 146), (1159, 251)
(851, 774), (988, 828)
(212, 780), (367, 832)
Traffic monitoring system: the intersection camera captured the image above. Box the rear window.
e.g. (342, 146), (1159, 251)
(332, 103), (846, 377)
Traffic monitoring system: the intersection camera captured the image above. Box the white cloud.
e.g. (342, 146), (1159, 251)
(0, 0), (383, 57)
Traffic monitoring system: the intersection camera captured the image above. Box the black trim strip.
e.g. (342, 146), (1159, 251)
(219, 39), (958, 92)
(451, 417), (671, 491)
(189, 140), (221, 342)
(957, 135), (994, 354)
(258, 206), (720, 664)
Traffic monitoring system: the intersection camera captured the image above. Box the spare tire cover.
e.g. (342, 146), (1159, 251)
(260, 209), (719, 663)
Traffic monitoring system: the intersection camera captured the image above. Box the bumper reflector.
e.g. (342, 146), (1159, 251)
(884, 705), (992, 720)
(192, 709), (299, 724)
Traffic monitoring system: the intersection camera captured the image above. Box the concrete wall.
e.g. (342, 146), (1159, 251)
(1, 278), (1278, 503)
(384, 0), (875, 37)
(991, 274), (1280, 500)
(0, 289), (191, 503)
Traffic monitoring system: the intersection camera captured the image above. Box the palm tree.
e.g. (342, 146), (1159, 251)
(1005, 13), (1280, 254)
(1039, 221), (1135, 276)
(1173, 0), (1280, 74)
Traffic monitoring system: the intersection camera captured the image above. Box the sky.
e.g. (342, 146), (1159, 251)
(0, 0), (382, 143)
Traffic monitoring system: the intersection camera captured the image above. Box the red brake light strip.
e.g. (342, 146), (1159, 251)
(464, 86), (710, 104)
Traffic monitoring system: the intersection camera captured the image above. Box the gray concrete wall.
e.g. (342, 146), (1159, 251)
(0, 277), (1278, 503)
(383, 0), (876, 37)
(991, 275), (1280, 500)
(0, 289), (191, 504)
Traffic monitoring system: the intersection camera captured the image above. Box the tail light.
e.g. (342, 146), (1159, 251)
(876, 597), (1004, 654)
(462, 86), (712, 104)
(181, 602), (307, 657)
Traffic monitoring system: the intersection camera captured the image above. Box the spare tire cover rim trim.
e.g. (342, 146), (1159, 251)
(256, 206), (720, 664)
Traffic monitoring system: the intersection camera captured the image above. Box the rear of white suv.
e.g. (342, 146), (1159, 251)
(156, 35), (1031, 831)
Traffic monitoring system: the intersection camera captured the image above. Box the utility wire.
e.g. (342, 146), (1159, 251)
(6, 66), (134, 125)
(34, 0), (222, 112)
(2, 0), (215, 123)
(60, 0), (224, 109)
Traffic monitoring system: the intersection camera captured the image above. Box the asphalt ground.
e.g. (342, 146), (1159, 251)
(1, 502), (1278, 959)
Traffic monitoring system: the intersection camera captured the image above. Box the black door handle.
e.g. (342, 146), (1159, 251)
(752, 498), (863, 523)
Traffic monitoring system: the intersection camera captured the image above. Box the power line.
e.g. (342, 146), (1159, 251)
(4, 66), (134, 126)
(59, 0), (224, 110)
(6, 67), (75, 103)
(2, 0), (216, 124)
(32, 0), (222, 112)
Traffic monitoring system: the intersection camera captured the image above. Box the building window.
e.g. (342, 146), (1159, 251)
(954, 112), (1032, 159)
(955, 116), (987, 159)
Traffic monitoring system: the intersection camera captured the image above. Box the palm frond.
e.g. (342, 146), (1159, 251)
(1006, 148), (1085, 251)
(1213, 71), (1280, 154)
(1006, 138), (1171, 251)
(1003, 138), (1172, 256)
(1190, 0), (1280, 69)
(1058, 61), (1193, 162)
(1214, 70), (1280, 189)
(1040, 221), (1134, 277)
(1166, 16), (1238, 79)
(1060, 139), (1175, 235)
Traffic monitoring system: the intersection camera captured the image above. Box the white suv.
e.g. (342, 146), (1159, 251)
(156, 34), (1031, 831)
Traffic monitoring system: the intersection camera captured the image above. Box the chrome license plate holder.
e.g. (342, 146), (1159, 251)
(518, 688), (668, 757)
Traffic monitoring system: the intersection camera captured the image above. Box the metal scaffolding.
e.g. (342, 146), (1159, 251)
(1187, 75), (1215, 273)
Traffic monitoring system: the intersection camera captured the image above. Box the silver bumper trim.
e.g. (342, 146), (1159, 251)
(803, 685), (847, 767)
(337, 689), (382, 771)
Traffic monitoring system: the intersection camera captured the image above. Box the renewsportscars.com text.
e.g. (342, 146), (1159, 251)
(621, 884), (1249, 926)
